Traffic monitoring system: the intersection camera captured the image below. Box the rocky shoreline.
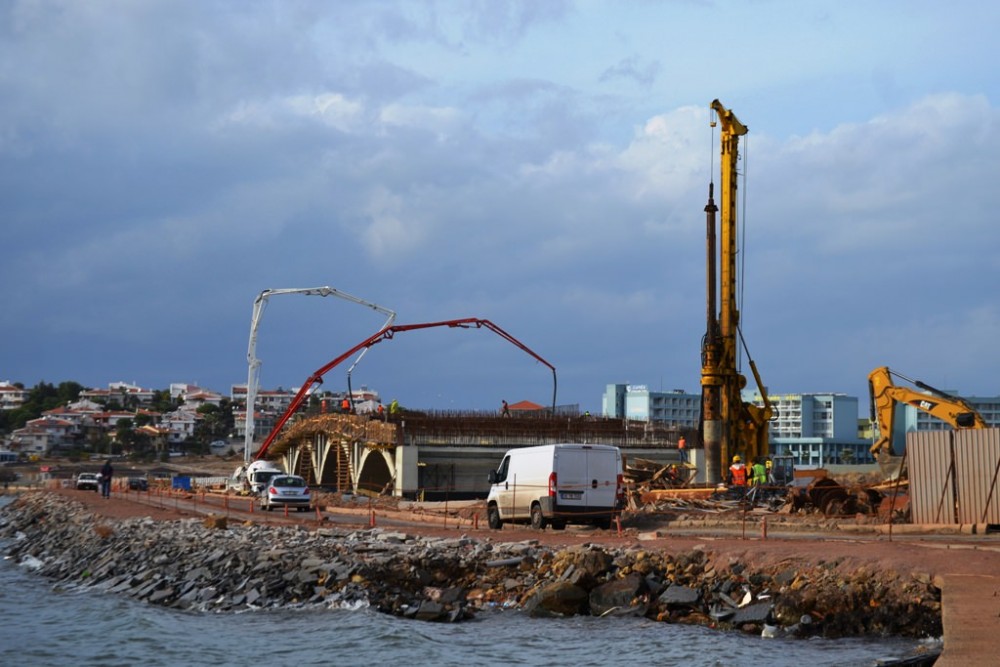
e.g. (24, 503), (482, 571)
(1, 492), (942, 640)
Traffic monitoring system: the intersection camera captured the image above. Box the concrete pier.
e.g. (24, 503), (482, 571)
(936, 573), (1000, 666)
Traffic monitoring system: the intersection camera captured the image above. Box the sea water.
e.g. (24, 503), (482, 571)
(0, 498), (932, 666)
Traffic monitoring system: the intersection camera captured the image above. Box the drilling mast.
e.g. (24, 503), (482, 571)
(699, 100), (772, 483)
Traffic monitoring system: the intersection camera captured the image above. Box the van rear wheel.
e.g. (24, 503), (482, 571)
(530, 504), (547, 530)
(487, 505), (503, 530)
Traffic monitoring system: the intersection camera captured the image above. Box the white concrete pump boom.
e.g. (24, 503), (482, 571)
(243, 286), (396, 467)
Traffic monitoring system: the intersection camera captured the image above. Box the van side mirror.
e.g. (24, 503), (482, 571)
(487, 470), (498, 484)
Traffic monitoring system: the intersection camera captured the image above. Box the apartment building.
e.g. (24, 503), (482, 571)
(80, 381), (155, 408)
(601, 384), (700, 428)
(753, 392), (871, 466)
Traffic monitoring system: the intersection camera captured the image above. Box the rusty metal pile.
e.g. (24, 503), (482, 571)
(625, 463), (895, 520)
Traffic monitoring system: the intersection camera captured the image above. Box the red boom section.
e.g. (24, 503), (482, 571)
(253, 317), (557, 461)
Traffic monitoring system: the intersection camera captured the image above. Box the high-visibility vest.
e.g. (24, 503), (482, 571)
(729, 463), (747, 486)
(341, 399), (350, 411)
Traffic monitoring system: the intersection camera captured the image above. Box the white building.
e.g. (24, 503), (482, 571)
(10, 416), (77, 455)
(160, 409), (199, 445)
(0, 381), (28, 410)
(81, 382), (155, 408)
(750, 392), (871, 466)
(601, 384), (700, 427)
(230, 385), (294, 413)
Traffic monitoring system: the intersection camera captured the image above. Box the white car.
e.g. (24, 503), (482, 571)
(76, 472), (100, 492)
(259, 474), (311, 512)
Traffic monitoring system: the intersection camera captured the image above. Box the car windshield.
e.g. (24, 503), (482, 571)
(273, 476), (305, 487)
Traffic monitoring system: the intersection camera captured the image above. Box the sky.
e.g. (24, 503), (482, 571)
(2, 0), (999, 415)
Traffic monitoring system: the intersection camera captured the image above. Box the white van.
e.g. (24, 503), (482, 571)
(229, 460), (284, 494)
(486, 443), (623, 530)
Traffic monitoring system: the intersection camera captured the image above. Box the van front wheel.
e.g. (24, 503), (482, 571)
(487, 505), (503, 530)
(530, 504), (547, 530)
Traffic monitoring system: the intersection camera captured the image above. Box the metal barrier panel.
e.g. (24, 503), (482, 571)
(954, 429), (1000, 525)
(908, 431), (955, 525)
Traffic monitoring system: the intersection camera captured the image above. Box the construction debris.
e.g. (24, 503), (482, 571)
(623, 457), (699, 509)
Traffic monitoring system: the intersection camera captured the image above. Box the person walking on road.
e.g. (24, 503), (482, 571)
(100, 459), (114, 499)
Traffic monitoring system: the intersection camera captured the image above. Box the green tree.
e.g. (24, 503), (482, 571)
(151, 389), (176, 413)
(0, 380), (84, 434)
(56, 381), (84, 405)
(195, 403), (228, 447)
(115, 417), (135, 454)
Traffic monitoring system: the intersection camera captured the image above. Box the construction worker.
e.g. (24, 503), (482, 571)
(765, 459), (776, 485)
(389, 399), (400, 415)
(341, 397), (351, 414)
(501, 400), (510, 417)
(751, 458), (767, 486)
(728, 455), (748, 487)
(377, 402), (385, 420)
(678, 436), (686, 450)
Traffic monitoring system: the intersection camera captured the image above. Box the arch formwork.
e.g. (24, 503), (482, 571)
(265, 414), (398, 494)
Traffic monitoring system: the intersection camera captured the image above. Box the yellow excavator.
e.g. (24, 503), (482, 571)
(868, 365), (988, 477)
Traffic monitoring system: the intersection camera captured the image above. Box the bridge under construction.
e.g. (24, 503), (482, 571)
(263, 412), (686, 500)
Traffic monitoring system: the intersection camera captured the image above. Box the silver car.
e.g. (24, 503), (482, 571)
(259, 474), (312, 512)
(76, 472), (100, 492)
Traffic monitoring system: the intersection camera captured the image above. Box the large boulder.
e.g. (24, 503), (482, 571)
(658, 583), (701, 607)
(523, 581), (589, 617)
(589, 573), (648, 617)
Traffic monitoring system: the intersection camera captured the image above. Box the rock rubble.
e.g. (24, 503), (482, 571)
(1, 492), (941, 638)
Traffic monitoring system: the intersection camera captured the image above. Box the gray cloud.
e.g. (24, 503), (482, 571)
(2, 2), (998, 412)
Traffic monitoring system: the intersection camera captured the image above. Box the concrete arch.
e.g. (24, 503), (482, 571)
(357, 448), (394, 495)
(263, 414), (397, 492)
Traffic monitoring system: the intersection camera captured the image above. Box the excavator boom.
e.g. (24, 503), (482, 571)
(868, 365), (988, 460)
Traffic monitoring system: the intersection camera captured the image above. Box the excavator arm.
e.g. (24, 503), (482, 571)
(868, 365), (988, 458)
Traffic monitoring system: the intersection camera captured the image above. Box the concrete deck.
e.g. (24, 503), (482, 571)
(936, 573), (1000, 666)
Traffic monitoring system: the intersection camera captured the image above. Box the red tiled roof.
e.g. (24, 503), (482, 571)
(508, 400), (544, 411)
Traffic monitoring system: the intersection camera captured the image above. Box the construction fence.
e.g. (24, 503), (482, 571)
(907, 428), (1000, 525)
